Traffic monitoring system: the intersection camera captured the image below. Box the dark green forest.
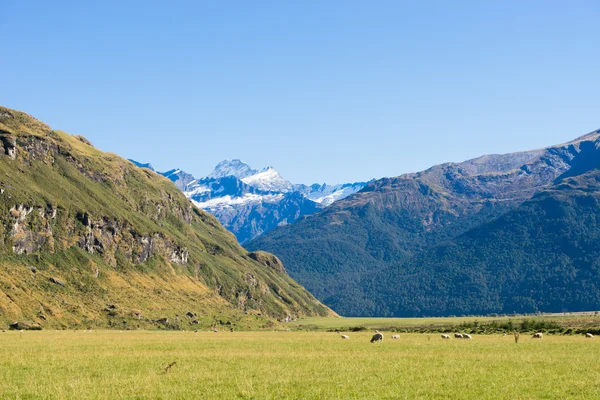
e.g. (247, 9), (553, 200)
(248, 134), (600, 316)
(340, 170), (600, 316)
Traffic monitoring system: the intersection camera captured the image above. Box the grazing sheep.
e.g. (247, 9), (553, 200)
(370, 330), (384, 343)
(463, 334), (473, 340)
(586, 333), (594, 338)
(454, 333), (463, 339)
(338, 332), (350, 340)
(392, 334), (400, 340)
(441, 334), (450, 339)
(532, 332), (543, 339)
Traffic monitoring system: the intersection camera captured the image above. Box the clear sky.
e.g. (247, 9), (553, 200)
(2, 1), (599, 184)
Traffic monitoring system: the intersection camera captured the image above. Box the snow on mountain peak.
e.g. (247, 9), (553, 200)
(241, 166), (293, 192)
(205, 160), (292, 192)
(208, 159), (258, 179)
(148, 156), (368, 243)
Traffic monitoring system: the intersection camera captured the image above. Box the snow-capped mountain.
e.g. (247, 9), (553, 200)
(208, 159), (258, 180)
(129, 158), (369, 243)
(295, 182), (369, 206)
(241, 167), (293, 193)
(161, 168), (198, 192)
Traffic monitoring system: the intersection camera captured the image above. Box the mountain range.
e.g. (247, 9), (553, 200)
(0, 106), (333, 329)
(7, 103), (599, 322)
(247, 129), (600, 317)
(129, 159), (369, 244)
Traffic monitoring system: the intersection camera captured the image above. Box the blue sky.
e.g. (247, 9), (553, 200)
(2, 1), (599, 184)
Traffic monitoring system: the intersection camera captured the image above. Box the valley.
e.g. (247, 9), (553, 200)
(4, 2), (598, 398)
(3, 320), (600, 399)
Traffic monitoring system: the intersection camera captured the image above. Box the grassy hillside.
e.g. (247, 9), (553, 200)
(0, 106), (333, 329)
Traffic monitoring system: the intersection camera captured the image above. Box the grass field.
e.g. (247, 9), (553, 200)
(2, 328), (600, 399)
(291, 314), (600, 334)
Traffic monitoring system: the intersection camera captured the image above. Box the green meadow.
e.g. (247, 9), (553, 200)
(290, 314), (600, 334)
(2, 323), (600, 399)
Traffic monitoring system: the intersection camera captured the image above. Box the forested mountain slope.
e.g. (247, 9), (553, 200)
(359, 159), (600, 316)
(248, 130), (600, 316)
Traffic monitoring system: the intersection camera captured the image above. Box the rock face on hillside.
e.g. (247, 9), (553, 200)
(248, 129), (600, 317)
(0, 106), (334, 329)
(248, 251), (286, 273)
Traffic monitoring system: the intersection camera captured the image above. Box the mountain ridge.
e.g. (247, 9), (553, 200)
(361, 163), (600, 317)
(248, 129), (600, 316)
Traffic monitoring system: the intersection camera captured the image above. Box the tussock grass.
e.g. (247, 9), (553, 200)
(1, 330), (600, 399)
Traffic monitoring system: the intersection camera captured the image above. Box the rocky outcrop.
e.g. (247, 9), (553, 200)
(49, 277), (65, 287)
(9, 321), (42, 330)
(248, 251), (285, 273)
(0, 136), (17, 160)
(9, 204), (55, 255)
(6, 204), (190, 266)
(0, 128), (192, 266)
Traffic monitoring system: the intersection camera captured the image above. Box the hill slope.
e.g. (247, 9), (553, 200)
(0, 106), (333, 329)
(248, 130), (600, 316)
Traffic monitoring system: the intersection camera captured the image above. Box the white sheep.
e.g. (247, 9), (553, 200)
(392, 334), (400, 340)
(441, 334), (450, 339)
(454, 333), (463, 339)
(532, 332), (543, 339)
(586, 333), (594, 338)
(463, 334), (472, 340)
